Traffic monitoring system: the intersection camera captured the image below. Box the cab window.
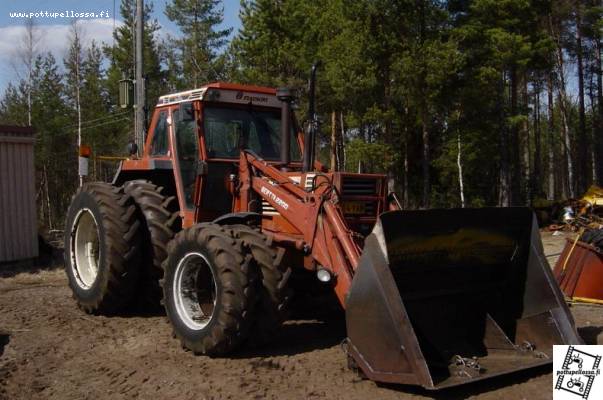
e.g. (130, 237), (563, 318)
(173, 103), (199, 209)
(151, 110), (169, 156)
(203, 106), (301, 160)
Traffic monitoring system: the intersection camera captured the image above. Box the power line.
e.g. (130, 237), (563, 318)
(80, 117), (129, 131)
(65, 111), (130, 129)
(50, 117), (128, 139)
(79, 111), (130, 126)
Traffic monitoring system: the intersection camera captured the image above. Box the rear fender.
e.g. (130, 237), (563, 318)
(212, 212), (261, 227)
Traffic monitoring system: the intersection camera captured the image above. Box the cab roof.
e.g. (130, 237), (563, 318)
(157, 82), (278, 107)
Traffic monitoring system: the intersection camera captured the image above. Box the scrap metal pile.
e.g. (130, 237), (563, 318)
(552, 186), (603, 304)
(547, 185), (603, 232)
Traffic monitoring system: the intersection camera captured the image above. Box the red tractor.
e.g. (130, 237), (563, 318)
(64, 70), (582, 389)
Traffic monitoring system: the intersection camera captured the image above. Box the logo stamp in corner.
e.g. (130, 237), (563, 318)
(554, 345), (603, 399)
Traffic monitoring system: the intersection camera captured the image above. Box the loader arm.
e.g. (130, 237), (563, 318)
(238, 152), (582, 389)
(237, 151), (360, 305)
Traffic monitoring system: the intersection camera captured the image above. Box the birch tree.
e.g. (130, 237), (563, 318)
(65, 21), (85, 185)
(13, 19), (40, 126)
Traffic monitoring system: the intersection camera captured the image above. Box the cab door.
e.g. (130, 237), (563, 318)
(148, 109), (170, 158)
(171, 102), (200, 227)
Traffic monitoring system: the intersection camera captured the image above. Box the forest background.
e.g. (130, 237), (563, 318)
(1, 0), (601, 229)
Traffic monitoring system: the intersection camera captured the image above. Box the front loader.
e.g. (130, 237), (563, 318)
(64, 72), (581, 390)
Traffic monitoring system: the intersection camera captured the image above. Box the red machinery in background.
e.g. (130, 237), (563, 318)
(554, 231), (603, 304)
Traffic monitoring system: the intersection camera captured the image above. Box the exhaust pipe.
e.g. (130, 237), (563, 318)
(303, 62), (319, 172)
(277, 87), (294, 170)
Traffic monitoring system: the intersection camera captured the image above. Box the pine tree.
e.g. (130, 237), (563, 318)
(165, 0), (232, 87)
(81, 41), (124, 157)
(32, 53), (76, 226)
(0, 83), (28, 125)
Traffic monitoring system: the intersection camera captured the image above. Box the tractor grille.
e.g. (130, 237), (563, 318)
(338, 175), (383, 221)
(341, 176), (379, 196)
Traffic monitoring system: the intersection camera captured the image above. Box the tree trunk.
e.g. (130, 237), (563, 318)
(403, 107), (409, 208)
(17, 19), (39, 127)
(330, 111), (337, 171)
(575, 6), (588, 193)
(559, 92), (574, 198)
(550, 15), (575, 198)
(43, 164), (53, 230)
(588, 65), (598, 184)
(509, 67), (523, 205)
(547, 74), (556, 200)
(421, 112), (430, 207)
(75, 26), (82, 187)
(457, 129), (465, 207)
(596, 35), (603, 185)
(419, 0), (429, 208)
(521, 76), (531, 204)
(534, 81), (542, 199)
(499, 73), (511, 207)
(382, 63), (396, 195)
(338, 112), (345, 170)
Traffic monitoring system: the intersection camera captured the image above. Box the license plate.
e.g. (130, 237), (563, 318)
(342, 201), (365, 215)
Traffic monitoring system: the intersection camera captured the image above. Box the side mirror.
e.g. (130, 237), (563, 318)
(127, 141), (138, 156)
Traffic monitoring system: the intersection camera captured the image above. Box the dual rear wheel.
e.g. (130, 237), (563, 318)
(65, 182), (289, 355)
(64, 183), (143, 314)
(64, 180), (178, 313)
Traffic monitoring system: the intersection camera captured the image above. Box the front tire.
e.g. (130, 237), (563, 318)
(64, 182), (142, 314)
(230, 225), (291, 345)
(162, 224), (258, 355)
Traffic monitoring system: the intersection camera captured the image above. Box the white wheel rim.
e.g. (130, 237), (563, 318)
(71, 209), (100, 289)
(173, 252), (217, 330)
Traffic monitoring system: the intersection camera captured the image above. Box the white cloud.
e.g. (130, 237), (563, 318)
(0, 18), (121, 86)
(0, 18), (176, 93)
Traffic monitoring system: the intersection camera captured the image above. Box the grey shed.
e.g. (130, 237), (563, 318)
(0, 125), (38, 264)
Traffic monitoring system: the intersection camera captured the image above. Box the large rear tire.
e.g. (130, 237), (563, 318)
(64, 182), (142, 314)
(124, 180), (180, 309)
(230, 225), (291, 345)
(162, 223), (258, 355)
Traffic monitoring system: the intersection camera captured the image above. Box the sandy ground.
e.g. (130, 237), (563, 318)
(1, 230), (602, 400)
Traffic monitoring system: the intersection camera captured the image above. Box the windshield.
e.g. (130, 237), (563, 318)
(203, 106), (301, 160)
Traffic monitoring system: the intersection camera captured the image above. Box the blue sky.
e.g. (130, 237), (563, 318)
(0, 0), (242, 93)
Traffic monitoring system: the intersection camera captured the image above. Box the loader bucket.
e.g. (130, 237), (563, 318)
(345, 208), (582, 390)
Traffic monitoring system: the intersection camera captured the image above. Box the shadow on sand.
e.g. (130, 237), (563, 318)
(0, 236), (63, 279)
(578, 325), (603, 345)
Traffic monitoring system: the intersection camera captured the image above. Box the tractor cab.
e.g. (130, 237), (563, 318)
(117, 83), (303, 227)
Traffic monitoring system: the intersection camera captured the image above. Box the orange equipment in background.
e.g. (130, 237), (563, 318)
(554, 233), (603, 304)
